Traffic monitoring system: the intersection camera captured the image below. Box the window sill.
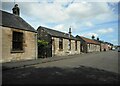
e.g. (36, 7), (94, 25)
(59, 49), (63, 51)
(11, 50), (24, 53)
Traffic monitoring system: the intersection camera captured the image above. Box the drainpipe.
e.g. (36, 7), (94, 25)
(35, 33), (38, 59)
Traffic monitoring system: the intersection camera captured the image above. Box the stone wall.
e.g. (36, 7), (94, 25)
(87, 44), (100, 52)
(100, 43), (105, 51)
(0, 26), (2, 62)
(104, 44), (109, 51)
(1, 26), (37, 63)
(52, 37), (80, 56)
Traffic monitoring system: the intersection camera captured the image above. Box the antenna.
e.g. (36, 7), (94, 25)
(69, 26), (72, 33)
(69, 26), (72, 38)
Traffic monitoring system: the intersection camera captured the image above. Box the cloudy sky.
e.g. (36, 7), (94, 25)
(1, 0), (119, 45)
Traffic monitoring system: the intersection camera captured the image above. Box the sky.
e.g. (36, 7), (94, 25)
(1, 0), (119, 45)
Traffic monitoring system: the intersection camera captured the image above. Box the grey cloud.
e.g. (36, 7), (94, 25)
(2, 2), (14, 12)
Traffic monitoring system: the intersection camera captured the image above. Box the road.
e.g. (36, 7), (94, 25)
(2, 51), (119, 84)
(33, 51), (118, 73)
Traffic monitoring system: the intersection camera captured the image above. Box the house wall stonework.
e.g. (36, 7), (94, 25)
(104, 44), (109, 51)
(100, 43), (105, 51)
(70, 40), (80, 55)
(0, 26), (2, 62)
(1, 26), (37, 63)
(87, 44), (100, 52)
(52, 37), (80, 56)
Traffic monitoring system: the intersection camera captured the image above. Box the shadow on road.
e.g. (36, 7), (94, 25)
(2, 65), (119, 85)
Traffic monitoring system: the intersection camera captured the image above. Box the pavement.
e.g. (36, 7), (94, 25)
(2, 53), (85, 71)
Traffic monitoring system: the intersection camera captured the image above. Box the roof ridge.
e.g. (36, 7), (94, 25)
(79, 35), (100, 44)
(1, 10), (36, 33)
(80, 36), (92, 40)
(39, 26), (69, 35)
(38, 26), (77, 40)
(1, 10), (20, 18)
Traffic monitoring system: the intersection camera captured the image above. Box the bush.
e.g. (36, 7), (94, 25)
(38, 40), (49, 58)
(38, 40), (48, 47)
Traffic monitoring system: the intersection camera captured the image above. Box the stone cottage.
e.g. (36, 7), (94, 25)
(93, 39), (106, 51)
(93, 38), (113, 51)
(104, 42), (113, 51)
(76, 35), (100, 53)
(0, 4), (37, 63)
(99, 41), (106, 51)
(37, 26), (80, 57)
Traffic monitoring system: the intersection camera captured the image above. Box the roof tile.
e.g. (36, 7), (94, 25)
(80, 36), (100, 44)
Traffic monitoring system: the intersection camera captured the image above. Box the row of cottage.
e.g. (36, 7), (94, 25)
(0, 4), (113, 63)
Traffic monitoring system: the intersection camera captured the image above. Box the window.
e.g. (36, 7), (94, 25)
(12, 31), (23, 51)
(59, 38), (63, 50)
(75, 40), (77, 51)
(68, 39), (71, 50)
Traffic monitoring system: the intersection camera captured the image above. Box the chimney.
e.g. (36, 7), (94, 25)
(12, 4), (20, 16)
(69, 26), (72, 38)
(97, 37), (99, 41)
(92, 35), (95, 40)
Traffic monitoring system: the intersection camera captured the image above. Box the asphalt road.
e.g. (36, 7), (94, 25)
(2, 51), (119, 84)
(33, 50), (119, 73)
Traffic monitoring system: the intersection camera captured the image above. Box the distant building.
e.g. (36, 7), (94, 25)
(99, 41), (106, 51)
(76, 35), (100, 53)
(104, 42), (113, 51)
(92, 38), (113, 51)
(0, 4), (37, 63)
(93, 40), (106, 51)
(37, 26), (80, 57)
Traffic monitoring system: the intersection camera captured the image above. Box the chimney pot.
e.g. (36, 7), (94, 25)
(12, 4), (20, 16)
(69, 27), (72, 38)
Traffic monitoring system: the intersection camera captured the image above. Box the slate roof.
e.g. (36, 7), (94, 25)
(38, 26), (77, 40)
(78, 36), (100, 45)
(94, 39), (105, 44)
(0, 10), (36, 33)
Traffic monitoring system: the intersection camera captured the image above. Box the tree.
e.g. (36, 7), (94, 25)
(38, 40), (48, 58)
(38, 40), (48, 47)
